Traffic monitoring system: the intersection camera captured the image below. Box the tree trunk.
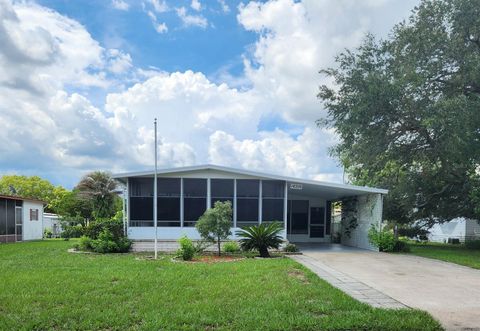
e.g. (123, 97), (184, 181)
(259, 246), (270, 258)
(217, 236), (221, 256)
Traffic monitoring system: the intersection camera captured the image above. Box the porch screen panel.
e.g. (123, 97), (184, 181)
(0, 199), (6, 236)
(236, 179), (259, 228)
(262, 180), (284, 224)
(129, 177), (154, 227)
(6, 199), (15, 235)
(211, 179), (234, 223)
(183, 178), (207, 227)
(157, 178), (180, 227)
(310, 207), (325, 238)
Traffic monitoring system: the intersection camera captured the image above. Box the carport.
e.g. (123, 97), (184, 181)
(285, 179), (387, 251)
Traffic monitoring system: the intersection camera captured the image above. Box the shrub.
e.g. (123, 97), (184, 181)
(116, 237), (132, 253)
(236, 222), (284, 258)
(284, 243), (299, 253)
(78, 235), (94, 251)
(368, 226), (396, 252)
(223, 241), (240, 253)
(43, 228), (53, 239)
(177, 236), (195, 261)
(91, 229), (118, 253)
(465, 240), (480, 250)
(393, 239), (410, 252)
(85, 218), (124, 240)
(61, 224), (84, 239)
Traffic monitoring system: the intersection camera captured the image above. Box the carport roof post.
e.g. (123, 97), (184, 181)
(112, 164), (388, 200)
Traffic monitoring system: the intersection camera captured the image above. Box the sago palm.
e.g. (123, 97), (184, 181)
(236, 222), (284, 258)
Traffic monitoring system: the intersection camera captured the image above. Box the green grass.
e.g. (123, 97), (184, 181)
(0, 240), (441, 330)
(406, 241), (480, 269)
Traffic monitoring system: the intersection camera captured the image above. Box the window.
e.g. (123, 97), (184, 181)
(183, 178), (207, 227)
(30, 208), (39, 221)
(129, 177), (154, 197)
(262, 180), (284, 224)
(157, 178), (180, 227)
(210, 179), (234, 222)
(236, 179), (259, 228)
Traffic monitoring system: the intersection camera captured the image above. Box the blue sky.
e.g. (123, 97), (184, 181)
(0, 0), (419, 188)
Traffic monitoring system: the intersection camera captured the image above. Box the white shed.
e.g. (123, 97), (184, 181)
(0, 195), (45, 243)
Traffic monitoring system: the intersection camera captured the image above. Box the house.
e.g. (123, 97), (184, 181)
(112, 164), (388, 251)
(43, 213), (62, 237)
(426, 217), (480, 243)
(0, 195), (45, 243)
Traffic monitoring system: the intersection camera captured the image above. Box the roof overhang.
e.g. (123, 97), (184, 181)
(112, 164), (388, 199)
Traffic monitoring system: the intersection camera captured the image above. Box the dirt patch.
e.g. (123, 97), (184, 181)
(288, 269), (310, 284)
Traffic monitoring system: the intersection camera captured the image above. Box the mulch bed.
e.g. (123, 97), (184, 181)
(172, 255), (245, 263)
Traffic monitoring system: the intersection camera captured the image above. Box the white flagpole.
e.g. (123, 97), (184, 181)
(154, 118), (158, 259)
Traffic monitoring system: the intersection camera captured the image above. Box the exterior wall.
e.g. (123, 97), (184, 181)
(43, 213), (62, 237)
(286, 193), (329, 243)
(22, 201), (44, 241)
(128, 227), (286, 241)
(341, 193), (382, 251)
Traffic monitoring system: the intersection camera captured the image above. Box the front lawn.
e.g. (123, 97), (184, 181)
(406, 242), (480, 269)
(0, 240), (441, 330)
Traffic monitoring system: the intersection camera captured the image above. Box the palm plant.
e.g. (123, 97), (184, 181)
(236, 222), (284, 258)
(76, 171), (118, 219)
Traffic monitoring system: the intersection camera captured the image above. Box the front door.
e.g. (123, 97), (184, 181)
(287, 200), (309, 235)
(310, 207), (325, 238)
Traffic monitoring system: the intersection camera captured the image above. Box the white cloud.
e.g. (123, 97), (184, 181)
(191, 0), (201, 11)
(147, 0), (168, 13)
(111, 0), (129, 11)
(0, 0), (420, 186)
(217, 0), (229, 13)
(147, 10), (168, 33)
(176, 6), (207, 29)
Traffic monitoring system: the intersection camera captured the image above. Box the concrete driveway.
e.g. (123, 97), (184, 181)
(299, 246), (480, 330)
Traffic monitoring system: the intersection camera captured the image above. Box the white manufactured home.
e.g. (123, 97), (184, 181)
(113, 165), (388, 251)
(427, 217), (480, 243)
(0, 195), (45, 243)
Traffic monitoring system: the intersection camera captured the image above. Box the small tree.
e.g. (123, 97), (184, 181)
(196, 201), (232, 256)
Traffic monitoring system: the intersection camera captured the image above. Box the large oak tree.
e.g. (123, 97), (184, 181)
(318, 0), (480, 226)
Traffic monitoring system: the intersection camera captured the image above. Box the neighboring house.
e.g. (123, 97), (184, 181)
(43, 213), (62, 237)
(427, 217), (480, 243)
(0, 195), (45, 243)
(113, 164), (388, 251)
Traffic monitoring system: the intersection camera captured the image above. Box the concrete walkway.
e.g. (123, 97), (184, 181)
(293, 247), (480, 331)
(291, 254), (406, 309)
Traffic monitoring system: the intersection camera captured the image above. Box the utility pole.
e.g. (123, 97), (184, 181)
(154, 118), (158, 259)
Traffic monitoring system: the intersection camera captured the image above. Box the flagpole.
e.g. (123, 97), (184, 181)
(154, 118), (158, 259)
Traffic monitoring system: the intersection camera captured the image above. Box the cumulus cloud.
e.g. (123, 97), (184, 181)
(0, 0), (420, 186)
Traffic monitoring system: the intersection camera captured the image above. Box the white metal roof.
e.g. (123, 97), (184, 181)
(112, 164), (388, 197)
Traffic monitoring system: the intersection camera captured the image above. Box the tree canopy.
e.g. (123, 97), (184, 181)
(0, 175), (67, 213)
(196, 201), (232, 256)
(318, 0), (480, 226)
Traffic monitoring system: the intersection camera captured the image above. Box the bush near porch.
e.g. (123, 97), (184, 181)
(0, 240), (441, 330)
